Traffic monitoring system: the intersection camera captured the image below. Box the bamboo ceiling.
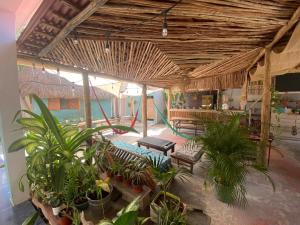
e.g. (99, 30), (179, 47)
(17, 0), (300, 90)
(18, 65), (112, 99)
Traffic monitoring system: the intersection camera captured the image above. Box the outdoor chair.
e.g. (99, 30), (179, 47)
(171, 140), (204, 173)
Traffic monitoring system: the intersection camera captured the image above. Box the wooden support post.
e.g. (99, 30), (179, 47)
(142, 84), (147, 137)
(217, 89), (222, 110)
(259, 48), (272, 166)
(82, 72), (92, 129)
(167, 89), (172, 121)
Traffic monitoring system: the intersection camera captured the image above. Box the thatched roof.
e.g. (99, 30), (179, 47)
(17, 0), (300, 90)
(18, 66), (112, 99)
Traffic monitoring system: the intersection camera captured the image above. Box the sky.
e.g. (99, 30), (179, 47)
(46, 69), (119, 86)
(45, 69), (144, 96)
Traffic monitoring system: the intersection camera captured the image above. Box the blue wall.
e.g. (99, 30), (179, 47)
(32, 98), (112, 123)
(123, 90), (166, 124)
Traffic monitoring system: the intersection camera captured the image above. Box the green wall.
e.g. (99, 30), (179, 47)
(32, 98), (112, 123)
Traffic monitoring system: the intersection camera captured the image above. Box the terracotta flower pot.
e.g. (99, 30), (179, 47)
(123, 179), (131, 188)
(58, 216), (72, 225)
(106, 171), (114, 178)
(115, 174), (123, 182)
(131, 183), (143, 193)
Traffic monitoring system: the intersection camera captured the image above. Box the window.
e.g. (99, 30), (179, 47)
(60, 98), (80, 110)
(48, 98), (60, 111)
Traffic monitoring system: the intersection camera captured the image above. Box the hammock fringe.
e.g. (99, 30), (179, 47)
(153, 101), (192, 140)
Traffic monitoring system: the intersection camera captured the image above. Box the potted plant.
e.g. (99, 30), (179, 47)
(8, 94), (136, 200)
(49, 193), (62, 216)
(58, 208), (73, 225)
(147, 157), (189, 223)
(86, 177), (113, 211)
(122, 166), (132, 188)
(198, 113), (275, 206)
(98, 197), (149, 225)
(155, 201), (187, 225)
(131, 161), (147, 193)
(111, 161), (123, 182)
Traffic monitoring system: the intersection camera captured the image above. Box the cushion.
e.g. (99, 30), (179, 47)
(174, 140), (203, 162)
(112, 141), (171, 169)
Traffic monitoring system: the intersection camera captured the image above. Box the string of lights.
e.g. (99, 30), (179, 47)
(71, 0), (182, 51)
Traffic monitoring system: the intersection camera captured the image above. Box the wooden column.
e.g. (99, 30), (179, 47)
(82, 72), (92, 128)
(142, 84), (147, 137)
(167, 89), (172, 121)
(217, 89), (222, 110)
(259, 47), (272, 165)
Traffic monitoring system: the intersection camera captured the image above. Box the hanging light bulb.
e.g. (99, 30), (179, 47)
(42, 63), (46, 74)
(162, 12), (168, 37)
(57, 68), (61, 84)
(105, 41), (110, 53)
(73, 37), (79, 45)
(104, 32), (110, 53)
(73, 31), (79, 45)
(72, 82), (75, 97)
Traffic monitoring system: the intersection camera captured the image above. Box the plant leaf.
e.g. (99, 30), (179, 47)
(22, 212), (38, 225)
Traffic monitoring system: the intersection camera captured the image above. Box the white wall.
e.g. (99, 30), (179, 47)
(0, 9), (28, 205)
(223, 88), (242, 110)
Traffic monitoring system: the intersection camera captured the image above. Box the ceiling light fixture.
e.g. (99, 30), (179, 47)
(104, 32), (110, 53)
(162, 11), (168, 37)
(42, 63), (46, 73)
(73, 31), (79, 45)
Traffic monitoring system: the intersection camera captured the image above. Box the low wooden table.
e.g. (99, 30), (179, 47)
(137, 137), (175, 156)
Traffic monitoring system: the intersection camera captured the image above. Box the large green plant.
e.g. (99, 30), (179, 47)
(198, 114), (274, 206)
(8, 94), (135, 193)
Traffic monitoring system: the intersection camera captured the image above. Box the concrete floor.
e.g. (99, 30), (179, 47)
(111, 123), (300, 225)
(1, 123), (300, 225)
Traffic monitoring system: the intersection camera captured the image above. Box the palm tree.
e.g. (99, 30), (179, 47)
(198, 113), (275, 207)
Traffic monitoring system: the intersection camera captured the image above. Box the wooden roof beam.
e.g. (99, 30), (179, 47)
(247, 6), (300, 72)
(60, 0), (81, 12)
(38, 0), (109, 57)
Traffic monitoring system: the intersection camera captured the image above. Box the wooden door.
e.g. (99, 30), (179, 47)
(147, 97), (155, 120)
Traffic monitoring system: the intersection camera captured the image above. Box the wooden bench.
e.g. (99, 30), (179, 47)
(172, 117), (205, 135)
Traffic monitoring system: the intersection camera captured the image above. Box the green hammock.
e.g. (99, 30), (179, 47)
(153, 101), (192, 140)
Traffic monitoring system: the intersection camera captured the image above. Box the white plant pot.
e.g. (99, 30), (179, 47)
(52, 206), (61, 216)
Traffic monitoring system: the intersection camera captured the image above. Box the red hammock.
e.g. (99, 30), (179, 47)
(89, 80), (140, 134)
